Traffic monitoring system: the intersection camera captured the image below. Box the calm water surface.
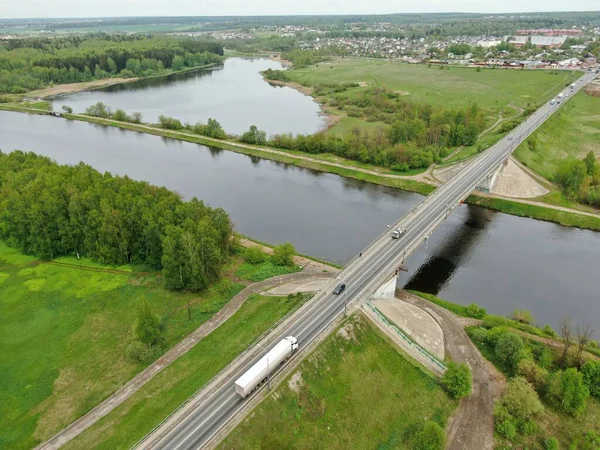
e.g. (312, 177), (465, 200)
(52, 58), (326, 136)
(1, 112), (599, 335)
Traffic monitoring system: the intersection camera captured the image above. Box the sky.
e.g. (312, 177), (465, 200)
(0, 0), (598, 19)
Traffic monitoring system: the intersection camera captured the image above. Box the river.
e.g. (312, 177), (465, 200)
(51, 58), (326, 136)
(1, 111), (599, 336)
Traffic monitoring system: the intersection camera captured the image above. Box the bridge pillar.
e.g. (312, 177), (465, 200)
(370, 275), (399, 300)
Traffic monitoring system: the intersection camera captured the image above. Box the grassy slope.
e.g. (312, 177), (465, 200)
(466, 326), (600, 448)
(287, 59), (577, 129)
(220, 315), (457, 450)
(515, 91), (600, 180)
(0, 241), (243, 449)
(63, 293), (307, 449)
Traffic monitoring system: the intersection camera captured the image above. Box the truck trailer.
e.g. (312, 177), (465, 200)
(234, 336), (299, 398)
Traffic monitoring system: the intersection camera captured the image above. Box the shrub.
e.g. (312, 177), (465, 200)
(518, 419), (537, 436)
(545, 437), (559, 450)
(517, 359), (548, 390)
(158, 115), (183, 130)
(512, 309), (534, 324)
(467, 326), (489, 344)
(412, 422), (445, 450)
(498, 377), (544, 421)
(496, 419), (517, 440)
(442, 362), (472, 399)
(466, 303), (487, 319)
(581, 360), (600, 398)
(272, 242), (296, 266)
(482, 315), (510, 329)
(244, 246), (267, 265)
(542, 324), (557, 337)
(391, 163), (409, 172)
(485, 326), (510, 346)
(126, 340), (159, 364)
(495, 332), (525, 370)
(546, 368), (590, 417)
(61, 105), (73, 114)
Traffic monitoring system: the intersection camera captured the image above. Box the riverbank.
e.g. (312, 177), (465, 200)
(2, 105), (600, 232)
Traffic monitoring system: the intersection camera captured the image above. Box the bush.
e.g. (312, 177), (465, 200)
(518, 419), (537, 436)
(495, 332), (525, 370)
(581, 360), (600, 398)
(546, 368), (590, 417)
(158, 115), (184, 130)
(517, 359), (548, 390)
(272, 242), (296, 266)
(391, 163), (409, 172)
(542, 324), (557, 337)
(61, 105), (73, 114)
(545, 437), (559, 450)
(467, 326), (489, 344)
(442, 362), (472, 399)
(244, 246), (267, 265)
(485, 326), (511, 346)
(466, 303), (487, 319)
(498, 377), (544, 421)
(512, 309), (534, 324)
(412, 422), (445, 450)
(496, 419), (517, 440)
(126, 340), (160, 364)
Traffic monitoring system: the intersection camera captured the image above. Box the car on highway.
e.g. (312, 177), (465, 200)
(508, 136), (512, 140)
(550, 99), (555, 105)
(333, 283), (346, 295)
(391, 229), (405, 239)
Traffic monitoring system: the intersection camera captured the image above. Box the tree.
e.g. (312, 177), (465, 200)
(545, 437), (559, 450)
(240, 125), (267, 145)
(272, 242), (295, 266)
(555, 159), (588, 200)
(130, 111), (143, 124)
(498, 376), (544, 421)
(547, 368), (590, 417)
(495, 332), (525, 370)
(172, 55), (185, 71)
(107, 57), (118, 74)
(61, 105), (73, 114)
(575, 321), (594, 368)
(584, 150), (597, 177)
(581, 360), (600, 398)
(412, 422), (445, 450)
(442, 362), (472, 399)
(134, 299), (164, 348)
(559, 318), (572, 368)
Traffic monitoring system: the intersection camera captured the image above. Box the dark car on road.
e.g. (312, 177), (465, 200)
(333, 283), (346, 295)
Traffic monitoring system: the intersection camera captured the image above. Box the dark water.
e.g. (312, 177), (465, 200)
(52, 58), (326, 136)
(1, 112), (599, 336)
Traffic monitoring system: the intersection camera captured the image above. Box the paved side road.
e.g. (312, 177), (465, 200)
(397, 291), (503, 450)
(35, 271), (333, 450)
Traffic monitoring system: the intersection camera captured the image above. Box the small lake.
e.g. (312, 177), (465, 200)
(1, 111), (600, 336)
(52, 58), (327, 136)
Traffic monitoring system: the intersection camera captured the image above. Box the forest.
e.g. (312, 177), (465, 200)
(0, 35), (224, 94)
(0, 151), (233, 291)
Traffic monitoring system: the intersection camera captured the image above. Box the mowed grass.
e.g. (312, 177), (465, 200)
(219, 314), (457, 450)
(0, 241), (243, 449)
(515, 91), (600, 180)
(63, 293), (307, 449)
(287, 59), (578, 118)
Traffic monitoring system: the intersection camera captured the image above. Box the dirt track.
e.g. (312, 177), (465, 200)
(397, 291), (504, 450)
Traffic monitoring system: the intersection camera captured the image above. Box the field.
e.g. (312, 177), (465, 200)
(0, 241), (243, 449)
(286, 58), (578, 133)
(219, 314), (457, 450)
(63, 293), (307, 449)
(514, 90), (600, 180)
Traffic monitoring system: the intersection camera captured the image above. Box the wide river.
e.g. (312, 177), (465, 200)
(52, 58), (326, 136)
(1, 111), (599, 336)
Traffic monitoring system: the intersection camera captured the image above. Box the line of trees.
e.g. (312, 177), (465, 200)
(0, 35), (224, 94)
(0, 151), (233, 291)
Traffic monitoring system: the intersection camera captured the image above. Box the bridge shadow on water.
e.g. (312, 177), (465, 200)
(402, 205), (495, 295)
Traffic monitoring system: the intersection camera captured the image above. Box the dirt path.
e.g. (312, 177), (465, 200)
(27, 78), (139, 99)
(397, 291), (502, 450)
(35, 271), (332, 450)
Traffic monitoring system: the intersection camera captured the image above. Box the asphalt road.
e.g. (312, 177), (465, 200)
(144, 71), (597, 450)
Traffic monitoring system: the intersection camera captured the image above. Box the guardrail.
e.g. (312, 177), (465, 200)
(365, 301), (446, 372)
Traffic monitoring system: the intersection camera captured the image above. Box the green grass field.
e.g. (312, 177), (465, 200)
(63, 293), (307, 449)
(514, 91), (600, 180)
(219, 314), (457, 450)
(0, 241), (243, 449)
(287, 59), (578, 124)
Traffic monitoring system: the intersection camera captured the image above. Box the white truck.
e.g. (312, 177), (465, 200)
(234, 336), (299, 398)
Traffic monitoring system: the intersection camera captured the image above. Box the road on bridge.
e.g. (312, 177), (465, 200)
(138, 71), (598, 450)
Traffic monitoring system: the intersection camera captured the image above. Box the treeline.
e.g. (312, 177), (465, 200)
(0, 35), (223, 94)
(553, 150), (600, 208)
(281, 48), (347, 68)
(0, 151), (233, 291)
